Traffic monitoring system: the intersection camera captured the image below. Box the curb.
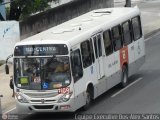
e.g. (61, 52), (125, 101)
(114, 0), (142, 3)
(144, 28), (160, 39)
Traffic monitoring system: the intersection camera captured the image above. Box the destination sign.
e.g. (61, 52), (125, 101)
(14, 44), (68, 56)
(25, 47), (56, 53)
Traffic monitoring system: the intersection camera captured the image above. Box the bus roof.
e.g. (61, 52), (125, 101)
(16, 7), (140, 47)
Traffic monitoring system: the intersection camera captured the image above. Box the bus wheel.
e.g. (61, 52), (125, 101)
(83, 89), (92, 111)
(120, 65), (128, 88)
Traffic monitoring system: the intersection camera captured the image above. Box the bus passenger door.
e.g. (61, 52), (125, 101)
(92, 34), (105, 80)
(132, 16), (145, 71)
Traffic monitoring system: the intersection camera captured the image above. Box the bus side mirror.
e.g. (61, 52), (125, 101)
(5, 64), (9, 74)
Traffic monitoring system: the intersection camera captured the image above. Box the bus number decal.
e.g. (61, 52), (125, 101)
(58, 87), (70, 94)
(120, 46), (128, 68)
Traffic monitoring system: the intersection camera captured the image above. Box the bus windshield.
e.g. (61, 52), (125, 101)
(14, 56), (71, 90)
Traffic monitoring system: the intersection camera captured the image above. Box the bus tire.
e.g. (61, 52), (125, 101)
(120, 65), (128, 88)
(83, 89), (92, 111)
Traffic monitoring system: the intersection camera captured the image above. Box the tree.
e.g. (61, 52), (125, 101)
(8, 0), (59, 20)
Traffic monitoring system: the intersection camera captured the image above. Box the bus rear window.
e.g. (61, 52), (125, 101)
(14, 44), (68, 56)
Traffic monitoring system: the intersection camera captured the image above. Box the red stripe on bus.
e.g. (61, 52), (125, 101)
(120, 46), (129, 68)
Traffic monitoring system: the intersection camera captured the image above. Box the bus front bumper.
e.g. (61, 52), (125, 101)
(16, 99), (76, 114)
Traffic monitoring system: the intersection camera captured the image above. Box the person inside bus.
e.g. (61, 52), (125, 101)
(54, 63), (69, 73)
(63, 63), (70, 72)
(48, 63), (70, 83)
(54, 64), (65, 73)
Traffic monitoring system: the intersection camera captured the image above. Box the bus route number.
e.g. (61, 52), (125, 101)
(58, 87), (70, 94)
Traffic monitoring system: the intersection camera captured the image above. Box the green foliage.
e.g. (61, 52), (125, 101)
(5, 6), (10, 20)
(9, 0), (59, 20)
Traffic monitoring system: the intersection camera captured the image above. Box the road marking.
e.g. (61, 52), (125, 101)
(111, 77), (142, 98)
(4, 107), (16, 114)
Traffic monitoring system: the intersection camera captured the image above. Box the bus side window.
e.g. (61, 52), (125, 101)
(97, 35), (102, 57)
(81, 40), (92, 68)
(71, 49), (83, 82)
(94, 37), (98, 58)
(89, 39), (95, 63)
(112, 25), (123, 51)
(103, 30), (113, 56)
(122, 21), (132, 46)
(131, 16), (142, 41)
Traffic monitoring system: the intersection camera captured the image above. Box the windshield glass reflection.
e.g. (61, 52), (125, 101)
(14, 56), (71, 90)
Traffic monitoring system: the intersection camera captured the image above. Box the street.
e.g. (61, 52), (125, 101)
(3, 0), (160, 120)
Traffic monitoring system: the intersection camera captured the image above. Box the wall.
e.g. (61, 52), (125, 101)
(20, 0), (113, 40)
(0, 21), (20, 61)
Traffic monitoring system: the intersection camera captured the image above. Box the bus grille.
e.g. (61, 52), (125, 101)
(31, 99), (56, 103)
(33, 105), (54, 109)
(24, 92), (58, 98)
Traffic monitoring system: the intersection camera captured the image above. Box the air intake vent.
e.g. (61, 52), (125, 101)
(34, 105), (54, 109)
(52, 28), (75, 34)
(81, 18), (93, 22)
(92, 9), (112, 17)
(31, 99), (56, 103)
(94, 11), (112, 14)
(71, 23), (82, 27)
(24, 92), (58, 98)
(93, 9), (112, 13)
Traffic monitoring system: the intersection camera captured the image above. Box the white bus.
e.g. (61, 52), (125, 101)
(6, 7), (145, 113)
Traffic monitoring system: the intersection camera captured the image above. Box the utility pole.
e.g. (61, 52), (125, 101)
(125, 0), (131, 7)
(0, 95), (3, 115)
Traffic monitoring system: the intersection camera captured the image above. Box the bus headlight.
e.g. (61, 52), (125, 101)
(58, 92), (73, 103)
(15, 93), (29, 103)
